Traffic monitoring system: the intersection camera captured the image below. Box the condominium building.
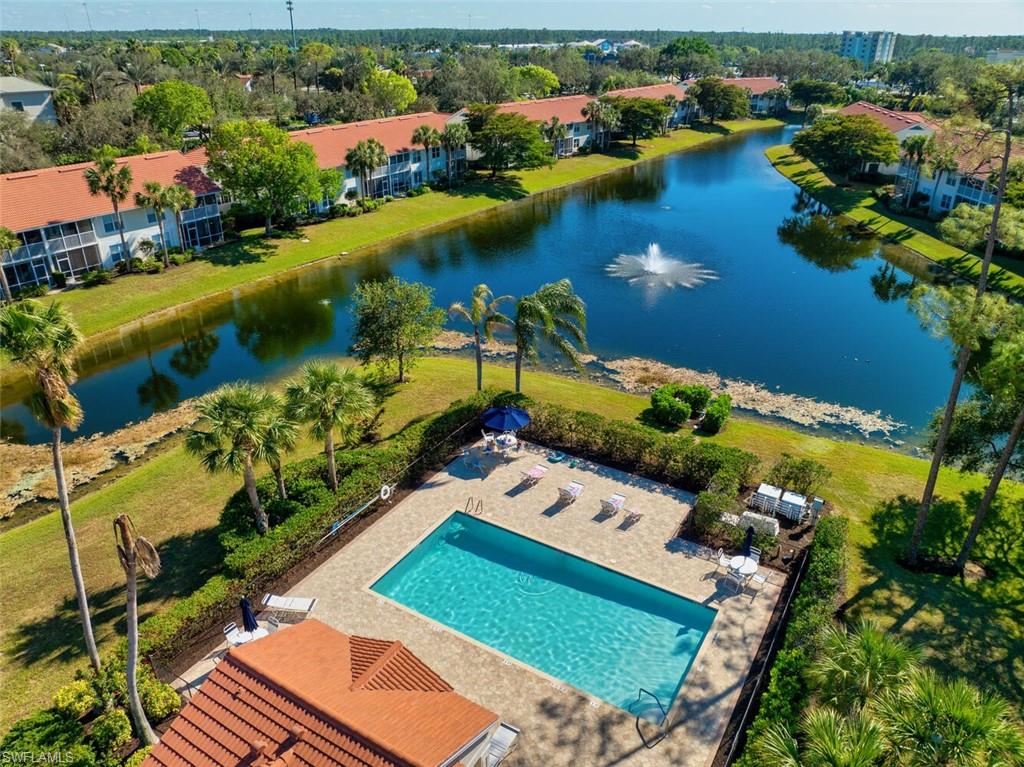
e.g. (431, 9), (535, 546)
(840, 31), (897, 68)
(0, 76), (57, 124)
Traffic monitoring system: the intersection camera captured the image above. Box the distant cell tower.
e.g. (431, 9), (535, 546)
(82, 2), (94, 32)
(286, 0), (297, 50)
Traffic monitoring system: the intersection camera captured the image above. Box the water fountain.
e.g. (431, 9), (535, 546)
(606, 243), (719, 292)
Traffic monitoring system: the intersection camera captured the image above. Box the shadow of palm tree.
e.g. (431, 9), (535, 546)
(202, 236), (277, 266)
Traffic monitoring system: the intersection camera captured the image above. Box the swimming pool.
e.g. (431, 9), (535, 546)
(371, 512), (716, 717)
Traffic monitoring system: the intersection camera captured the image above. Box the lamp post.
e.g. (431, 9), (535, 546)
(286, 0), (297, 51)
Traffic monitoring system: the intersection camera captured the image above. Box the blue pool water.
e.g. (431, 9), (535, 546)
(371, 512), (716, 715)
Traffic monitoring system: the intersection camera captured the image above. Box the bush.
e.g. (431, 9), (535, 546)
(125, 747), (151, 767)
(14, 283), (49, 299)
(650, 385), (692, 426)
(693, 490), (740, 536)
(89, 709), (131, 755)
(52, 680), (97, 719)
(142, 260), (164, 275)
(0, 709), (88, 757)
(83, 269), (113, 288)
(140, 679), (180, 721)
(50, 271), (68, 289)
(702, 394), (732, 434)
(767, 453), (832, 496)
(735, 516), (848, 765)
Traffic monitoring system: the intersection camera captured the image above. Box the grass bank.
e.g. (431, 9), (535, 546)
(765, 145), (1024, 299)
(2, 356), (1020, 729)
(51, 119), (783, 342)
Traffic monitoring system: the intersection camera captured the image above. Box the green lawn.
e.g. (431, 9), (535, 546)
(51, 120), (783, 342)
(2, 356), (1020, 729)
(766, 145), (1024, 300)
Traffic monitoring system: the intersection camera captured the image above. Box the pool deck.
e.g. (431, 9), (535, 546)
(179, 443), (781, 766)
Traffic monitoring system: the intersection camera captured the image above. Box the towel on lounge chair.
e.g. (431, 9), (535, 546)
(601, 493), (626, 515)
(558, 480), (584, 504)
(521, 464), (548, 485)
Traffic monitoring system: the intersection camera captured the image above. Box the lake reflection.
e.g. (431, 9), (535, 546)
(1, 125), (958, 443)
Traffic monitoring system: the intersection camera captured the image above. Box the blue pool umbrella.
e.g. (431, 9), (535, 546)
(240, 597), (259, 632)
(741, 526), (755, 558)
(482, 406), (531, 432)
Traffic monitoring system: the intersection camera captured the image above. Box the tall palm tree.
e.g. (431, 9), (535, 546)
(582, 100), (619, 151)
(411, 124), (441, 184)
(134, 181), (171, 267)
(925, 141), (961, 218)
(258, 44), (289, 96)
(512, 279), (587, 393)
(344, 139), (388, 200)
(113, 514), (161, 746)
(898, 134), (930, 201)
(544, 117), (569, 158)
(185, 382), (278, 534)
(0, 301), (101, 673)
(907, 79), (1019, 566)
(448, 284), (512, 391)
(0, 226), (18, 301)
(874, 670), (1024, 766)
(263, 394), (299, 501)
(955, 323), (1024, 572)
(114, 50), (157, 95)
(810, 619), (919, 714)
(439, 122), (470, 187)
(285, 362), (375, 492)
(74, 57), (114, 103)
(164, 184), (196, 253)
(84, 146), (133, 273)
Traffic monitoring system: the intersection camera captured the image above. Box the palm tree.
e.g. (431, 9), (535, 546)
(411, 124), (441, 184)
(751, 708), (886, 767)
(164, 184), (196, 253)
(74, 57), (114, 103)
(263, 394), (299, 501)
(113, 514), (161, 746)
(0, 301), (101, 673)
(0, 226), (18, 301)
(512, 279), (587, 393)
(285, 361), (375, 492)
(448, 284), (512, 391)
(300, 42), (333, 93)
(439, 122), (470, 187)
(185, 382), (279, 534)
(898, 134), (930, 201)
(544, 117), (569, 158)
(344, 139), (388, 200)
(135, 181), (171, 267)
(258, 44), (289, 96)
(582, 100), (619, 151)
(84, 146), (133, 273)
(810, 619), (919, 713)
(874, 670), (1024, 766)
(907, 80), (1019, 566)
(925, 141), (960, 218)
(114, 50), (157, 95)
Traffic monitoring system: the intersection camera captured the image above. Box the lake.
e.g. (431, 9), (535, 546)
(0, 124), (956, 445)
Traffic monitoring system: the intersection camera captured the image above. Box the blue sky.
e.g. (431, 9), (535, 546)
(1, 0), (1020, 35)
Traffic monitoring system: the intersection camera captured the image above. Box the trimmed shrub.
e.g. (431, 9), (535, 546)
(125, 747), (152, 767)
(735, 516), (849, 765)
(767, 453), (832, 496)
(82, 269), (113, 288)
(702, 394), (732, 434)
(52, 680), (97, 719)
(141, 679), (181, 721)
(650, 384), (693, 427)
(14, 283), (48, 299)
(693, 490), (740, 536)
(89, 709), (131, 755)
(0, 709), (88, 758)
(50, 271), (68, 289)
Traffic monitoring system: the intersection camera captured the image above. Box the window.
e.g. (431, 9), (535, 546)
(108, 242), (125, 262)
(147, 211), (158, 224)
(940, 194), (953, 209)
(431, 146), (441, 159)
(412, 171), (422, 185)
(101, 214), (122, 234)
(390, 151), (410, 166)
(151, 233), (162, 249)
(10, 101), (24, 111)
(945, 174), (957, 186)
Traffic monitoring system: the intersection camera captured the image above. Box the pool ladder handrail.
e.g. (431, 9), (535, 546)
(465, 495), (484, 516)
(633, 687), (668, 748)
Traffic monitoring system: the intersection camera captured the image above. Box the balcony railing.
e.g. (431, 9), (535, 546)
(46, 230), (98, 252)
(182, 203), (220, 223)
(4, 242), (48, 264)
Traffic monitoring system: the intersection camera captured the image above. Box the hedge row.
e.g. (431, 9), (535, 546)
(138, 390), (503, 660)
(734, 515), (850, 765)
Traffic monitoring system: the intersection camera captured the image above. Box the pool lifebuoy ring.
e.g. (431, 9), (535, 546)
(380, 484), (393, 501)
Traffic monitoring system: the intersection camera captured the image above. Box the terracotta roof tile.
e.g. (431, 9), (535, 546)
(0, 148), (217, 233)
(145, 620), (498, 767)
(683, 76), (784, 95)
(837, 101), (937, 133)
(493, 95), (593, 125)
(289, 112), (452, 170)
(604, 83), (688, 101)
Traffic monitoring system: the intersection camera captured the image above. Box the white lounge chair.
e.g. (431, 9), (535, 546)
(616, 509), (643, 531)
(520, 464), (548, 486)
(261, 594), (317, 615)
(601, 493), (626, 516)
(223, 621), (237, 637)
(485, 722), (520, 767)
(558, 480), (584, 505)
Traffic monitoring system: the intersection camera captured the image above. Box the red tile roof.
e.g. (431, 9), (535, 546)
(145, 620), (498, 767)
(604, 83), (688, 101)
(683, 76), (784, 95)
(837, 101), (937, 133)
(0, 148), (217, 234)
(493, 95), (594, 125)
(290, 112), (452, 170)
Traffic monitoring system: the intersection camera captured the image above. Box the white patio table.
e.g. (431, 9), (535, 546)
(729, 556), (759, 577)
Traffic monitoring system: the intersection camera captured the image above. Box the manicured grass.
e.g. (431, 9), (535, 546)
(54, 120), (783, 341)
(766, 145), (1024, 300)
(2, 355), (1020, 729)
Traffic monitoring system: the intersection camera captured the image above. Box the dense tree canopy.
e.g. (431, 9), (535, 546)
(603, 96), (670, 144)
(791, 113), (900, 178)
(469, 111), (551, 176)
(686, 77), (750, 122)
(132, 79), (213, 140)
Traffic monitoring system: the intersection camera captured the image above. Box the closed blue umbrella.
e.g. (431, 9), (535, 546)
(482, 406), (531, 432)
(741, 526), (755, 558)
(240, 597), (259, 633)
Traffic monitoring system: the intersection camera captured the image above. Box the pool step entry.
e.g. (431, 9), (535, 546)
(464, 496), (484, 516)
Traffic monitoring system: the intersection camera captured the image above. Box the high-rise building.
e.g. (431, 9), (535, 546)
(841, 31), (897, 68)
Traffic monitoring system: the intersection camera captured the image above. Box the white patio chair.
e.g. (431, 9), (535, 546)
(724, 571), (746, 593)
(749, 546), (762, 563)
(482, 430), (497, 450)
(716, 548), (730, 573)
